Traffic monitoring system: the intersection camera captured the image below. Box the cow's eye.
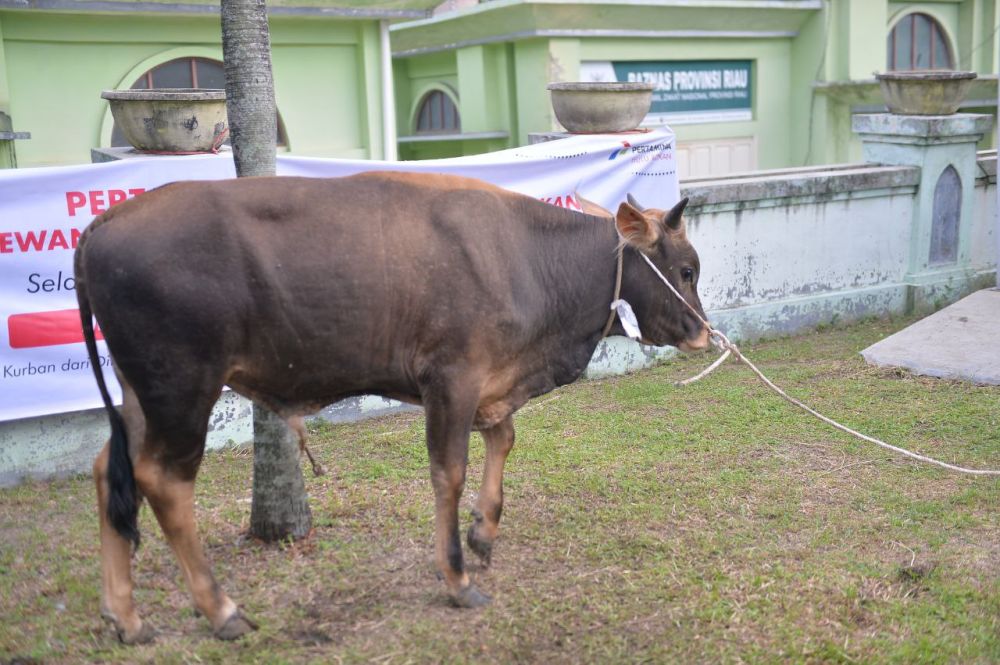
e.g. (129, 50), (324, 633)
(681, 267), (695, 283)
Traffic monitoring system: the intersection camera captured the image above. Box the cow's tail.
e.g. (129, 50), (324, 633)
(75, 235), (141, 549)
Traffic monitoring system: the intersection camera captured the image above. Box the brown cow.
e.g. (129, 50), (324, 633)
(74, 171), (708, 643)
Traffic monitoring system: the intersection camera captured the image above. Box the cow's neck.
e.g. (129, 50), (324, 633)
(591, 215), (639, 337)
(582, 216), (633, 339)
(526, 211), (631, 385)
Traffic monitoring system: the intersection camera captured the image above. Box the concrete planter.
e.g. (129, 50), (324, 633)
(101, 88), (228, 152)
(547, 82), (654, 133)
(875, 71), (976, 116)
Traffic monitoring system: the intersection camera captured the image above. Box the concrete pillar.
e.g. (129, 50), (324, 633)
(0, 130), (29, 169)
(853, 112), (994, 311)
(842, 0), (887, 81)
(0, 17), (11, 117)
(513, 40), (555, 144)
(0, 17), (27, 168)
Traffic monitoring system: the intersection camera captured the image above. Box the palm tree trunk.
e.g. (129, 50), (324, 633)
(221, 0), (276, 177)
(221, 0), (312, 542)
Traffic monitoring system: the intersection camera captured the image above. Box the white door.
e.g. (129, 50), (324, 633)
(676, 137), (757, 180)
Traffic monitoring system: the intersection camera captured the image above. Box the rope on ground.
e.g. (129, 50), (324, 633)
(638, 253), (1000, 478)
(674, 347), (731, 387)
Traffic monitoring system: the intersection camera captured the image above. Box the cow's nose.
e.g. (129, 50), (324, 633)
(678, 325), (710, 352)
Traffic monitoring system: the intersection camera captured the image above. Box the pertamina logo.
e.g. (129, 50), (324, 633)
(608, 141), (632, 160)
(629, 142), (673, 164)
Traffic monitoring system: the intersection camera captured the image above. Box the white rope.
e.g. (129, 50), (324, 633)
(639, 253), (1000, 477)
(674, 347), (730, 387)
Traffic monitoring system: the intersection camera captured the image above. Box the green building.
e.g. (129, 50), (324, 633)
(391, 0), (999, 176)
(0, 0), (439, 168)
(2, 1), (996, 174)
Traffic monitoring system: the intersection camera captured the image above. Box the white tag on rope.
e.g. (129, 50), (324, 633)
(611, 299), (642, 340)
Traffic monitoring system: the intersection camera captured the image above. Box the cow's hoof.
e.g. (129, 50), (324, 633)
(451, 584), (492, 609)
(466, 524), (493, 566)
(116, 621), (157, 645)
(214, 611), (259, 641)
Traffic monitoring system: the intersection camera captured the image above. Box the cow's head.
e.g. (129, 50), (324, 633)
(615, 195), (710, 352)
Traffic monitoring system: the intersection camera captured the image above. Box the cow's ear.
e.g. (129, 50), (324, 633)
(662, 197), (689, 234)
(615, 201), (659, 250)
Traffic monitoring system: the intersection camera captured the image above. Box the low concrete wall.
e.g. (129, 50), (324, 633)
(973, 151), (997, 275)
(685, 164), (921, 339)
(2, 153), (996, 486)
(0, 392), (251, 488)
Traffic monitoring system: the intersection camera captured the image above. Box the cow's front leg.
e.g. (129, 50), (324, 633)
(423, 380), (491, 608)
(468, 416), (515, 566)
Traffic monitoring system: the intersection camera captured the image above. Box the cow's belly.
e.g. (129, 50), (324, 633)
(224, 347), (422, 420)
(224, 318), (595, 429)
(225, 355), (548, 430)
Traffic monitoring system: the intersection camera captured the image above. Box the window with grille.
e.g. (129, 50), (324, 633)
(110, 57), (288, 148)
(415, 89), (461, 134)
(887, 13), (953, 70)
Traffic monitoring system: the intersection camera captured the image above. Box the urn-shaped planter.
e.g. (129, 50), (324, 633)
(547, 82), (654, 133)
(101, 88), (228, 152)
(875, 70), (977, 115)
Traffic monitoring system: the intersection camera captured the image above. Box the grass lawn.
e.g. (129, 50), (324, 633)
(1, 316), (997, 663)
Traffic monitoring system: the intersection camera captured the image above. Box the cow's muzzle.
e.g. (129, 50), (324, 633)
(677, 325), (711, 353)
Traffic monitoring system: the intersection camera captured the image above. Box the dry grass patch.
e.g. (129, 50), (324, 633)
(1, 315), (998, 663)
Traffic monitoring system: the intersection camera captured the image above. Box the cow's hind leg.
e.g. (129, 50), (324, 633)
(95, 442), (156, 644)
(94, 378), (157, 643)
(121, 368), (256, 640)
(467, 416), (515, 567)
(423, 377), (491, 608)
(133, 422), (258, 640)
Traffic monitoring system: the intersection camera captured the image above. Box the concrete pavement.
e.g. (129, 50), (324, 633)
(861, 288), (1000, 385)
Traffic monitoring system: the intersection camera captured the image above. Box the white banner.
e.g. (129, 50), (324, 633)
(0, 128), (677, 422)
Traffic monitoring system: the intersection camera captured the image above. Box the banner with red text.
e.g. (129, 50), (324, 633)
(0, 127), (677, 421)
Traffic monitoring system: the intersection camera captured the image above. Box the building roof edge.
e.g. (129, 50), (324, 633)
(0, 1), (430, 19)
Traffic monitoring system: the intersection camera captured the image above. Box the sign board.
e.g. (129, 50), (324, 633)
(581, 60), (753, 125)
(0, 128), (679, 422)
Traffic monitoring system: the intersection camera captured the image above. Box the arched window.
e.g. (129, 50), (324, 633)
(111, 57), (288, 148)
(887, 13), (953, 70)
(414, 89), (461, 134)
(930, 165), (961, 265)
(131, 56), (227, 90)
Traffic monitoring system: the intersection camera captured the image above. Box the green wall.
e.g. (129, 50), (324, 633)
(394, 44), (515, 160)
(392, 0), (999, 172)
(395, 33), (795, 169)
(5, 1), (996, 170)
(0, 9), (390, 166)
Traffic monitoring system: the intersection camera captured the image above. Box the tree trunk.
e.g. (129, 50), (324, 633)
(248, 404), (313, 542)
(221, 0), (311, 542)
(221, 0), (276, 177)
